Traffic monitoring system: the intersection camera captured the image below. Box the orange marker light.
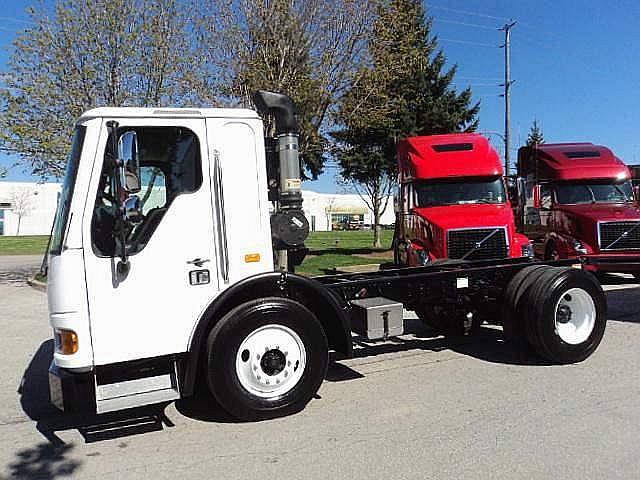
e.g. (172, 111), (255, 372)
(55, 328), (78, 355)
(244, 253), (261, 263)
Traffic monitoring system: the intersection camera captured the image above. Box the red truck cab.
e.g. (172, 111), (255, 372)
(394, 134), (532, 266)
(517, 142), (640, 275)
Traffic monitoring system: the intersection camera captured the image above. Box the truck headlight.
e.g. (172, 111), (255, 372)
(416, 249), (430, 266)
(54, 328), (78, 355)
(573, 239), (588, 255)
(521, 243), (535, 259)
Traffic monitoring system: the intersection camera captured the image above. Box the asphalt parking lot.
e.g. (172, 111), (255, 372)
(1, 258), (640, 479)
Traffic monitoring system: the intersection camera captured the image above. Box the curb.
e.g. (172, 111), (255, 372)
(27, 276), (47, 293)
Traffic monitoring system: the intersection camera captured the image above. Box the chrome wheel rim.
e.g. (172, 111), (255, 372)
(235, 324), (306, 398)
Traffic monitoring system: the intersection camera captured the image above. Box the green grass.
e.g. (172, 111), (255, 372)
(0, 236), (50, 256)
(298, 230), (395, 276)
(305, 229), (394, 251)
(0, 231), (392, 276)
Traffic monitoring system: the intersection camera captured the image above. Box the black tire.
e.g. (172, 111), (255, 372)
(501, 265), (550, 342)
(522, 268), (606, 364)
(206, 297), (328, 421)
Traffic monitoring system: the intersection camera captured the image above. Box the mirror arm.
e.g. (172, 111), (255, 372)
(106, 121), (130, 274)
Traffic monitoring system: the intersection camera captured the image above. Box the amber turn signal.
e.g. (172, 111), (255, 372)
(55, 328), (78, 355)
(244, 253), (261, 263)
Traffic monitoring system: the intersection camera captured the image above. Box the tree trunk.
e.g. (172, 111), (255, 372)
(16, 215), (21, 236)
(373, 203), (382, 249)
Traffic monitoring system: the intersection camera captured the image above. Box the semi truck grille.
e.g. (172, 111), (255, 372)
(447, 227), (508, 261)
(599, 221), (640, 250)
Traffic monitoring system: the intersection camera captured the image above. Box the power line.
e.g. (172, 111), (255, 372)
(0, 16), (33, 25)
(432, 18), (497, 31)
(457, 76), (504, 81)
(425, 3), (511, 22)
(439, 38), (497, 48)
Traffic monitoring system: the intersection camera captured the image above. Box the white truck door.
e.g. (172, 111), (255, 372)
(83, 117), (220, 366)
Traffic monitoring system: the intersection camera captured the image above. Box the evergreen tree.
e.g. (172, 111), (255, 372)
(333, 0), (479, 247)
(526, 119), (545, 146)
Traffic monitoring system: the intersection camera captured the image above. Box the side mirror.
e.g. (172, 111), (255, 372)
(506, 177), (518, 207)
(634, 185), (640, 202)
(532, 184), (541, 209)
(118, 131), (141, 193)
(123, 195), (143, 224)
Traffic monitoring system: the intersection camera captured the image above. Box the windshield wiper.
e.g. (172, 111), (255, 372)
(613, 184), (631, 203)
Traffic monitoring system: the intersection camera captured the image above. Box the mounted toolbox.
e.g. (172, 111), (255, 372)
(350, 297), (404, 340)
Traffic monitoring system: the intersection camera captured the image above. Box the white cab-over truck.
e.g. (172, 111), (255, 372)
(48, 91), (607, 421)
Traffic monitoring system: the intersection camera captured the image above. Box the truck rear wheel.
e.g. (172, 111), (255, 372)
(522, 268), (606, 363)
(206, 297), (328, 421)
(501, 265), (549, 341)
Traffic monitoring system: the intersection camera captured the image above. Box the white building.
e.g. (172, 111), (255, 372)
(0, 181), (61, 236)
(0, 181), (394, 236)
(302, 190), (395, 232)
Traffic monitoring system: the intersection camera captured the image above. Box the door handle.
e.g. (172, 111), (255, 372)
(187, 258), (210, 267)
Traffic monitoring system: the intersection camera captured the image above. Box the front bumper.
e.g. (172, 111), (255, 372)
(48, 361), (95, 414)
(580, 254), (640, 273)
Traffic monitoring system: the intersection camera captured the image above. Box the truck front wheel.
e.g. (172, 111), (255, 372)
(206, 297), (328, 421)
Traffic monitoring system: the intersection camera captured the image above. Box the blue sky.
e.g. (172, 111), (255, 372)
(1, 0), (640, 193)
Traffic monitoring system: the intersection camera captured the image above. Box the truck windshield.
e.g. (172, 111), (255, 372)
(415, 177), (506, 207)
(49, 126), (86, 255)
(555, 181), (633, 204)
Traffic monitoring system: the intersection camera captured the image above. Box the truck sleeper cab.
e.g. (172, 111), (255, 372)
(517, 142), (640, 276)
(47, 96), (606, 422)
(394, 134), (532, 267)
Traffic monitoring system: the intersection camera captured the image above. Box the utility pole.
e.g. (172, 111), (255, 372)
(500, 20), (516, 177)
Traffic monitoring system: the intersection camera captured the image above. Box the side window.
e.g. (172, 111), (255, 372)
(540, 184), (553, 210)
(91, 126), (202, 257)
(138, 166), (167, 215)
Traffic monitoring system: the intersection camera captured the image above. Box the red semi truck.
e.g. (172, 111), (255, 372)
(517, 142), (640, 276)
(394, 133), (533, 267)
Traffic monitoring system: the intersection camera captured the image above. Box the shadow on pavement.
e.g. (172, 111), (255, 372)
(18, 340), (175, 448)
(605, 286), (640, 324)
(328, 319), (550, 373)
(7, 442), (81, 479)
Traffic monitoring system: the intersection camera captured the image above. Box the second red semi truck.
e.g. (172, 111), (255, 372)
(517, 142), (640, 276)
(394, 133), (533, 267)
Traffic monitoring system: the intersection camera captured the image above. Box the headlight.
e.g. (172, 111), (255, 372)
(416, 249), (430, 266)
(573, 239), (588, 255)
(521, 243), (535, 259)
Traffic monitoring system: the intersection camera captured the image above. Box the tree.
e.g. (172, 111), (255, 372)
(191, 0), (373, 179)
(333, 0), (479, 247)
(10, 187), (35, 235)
(526, 119), (545, 146)
(0, 0), (196, 179)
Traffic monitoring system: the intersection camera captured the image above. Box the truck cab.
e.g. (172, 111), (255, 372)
(394, 134), (532, 266)
(517, 142), (640, 275)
